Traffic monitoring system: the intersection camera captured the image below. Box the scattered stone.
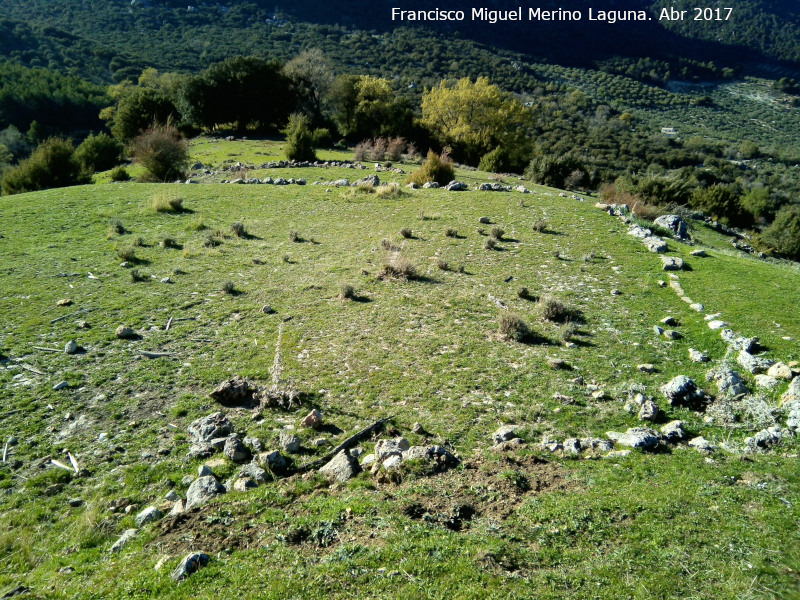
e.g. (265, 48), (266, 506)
(644, 237), (668, 253)
(580, 438), (614, 453)
(707, 320), (727, 330)
(300, 409), (322, 428)
(688, 349), (709, 363)
(491, 425), (519, 445)
(638, 400), (660, 422)
(548, 358), (569, 370)
(185, 476), (225, 510)
(688, 436), (716, 453)
(135, 506), (164, 527)
(261, 304), (276, 314)
(375, 438), (410, 459)
(782, 378), (800, 405)
(171, 552), (210, 582)
(242, 436), (264, 453)
(785, 403), (800, 430)
(562, 438), (581, 455)
(661, 256), (684, 271)
(660, 420), (687, 442)
(604, 450), (631, 458)
(411, 422), (425, 434)
(660, 376), (704, 407)
(690, 249), (708, 257)
(422, 181), (439, 189)
(188, 412), (233, 444)
(197, 465), (214, 478)
(257, 451), (289, 475)
(767, 363), (793, 381)
(707, 366), (750, 397)
(115, 326), (136, 339)
(720, 329), (758, 353)
(660, 317), (678, 326)
(657, 280), (667, 287)
(540, 439), (562, 453)
(279, 431), (301, 453)
(57, 298), (74, 306)
(637, 364), (656, 374)
(209, 376), (258, 407)
(478, 216), (492, 224)
(663, 330), (682, 340)
(319, 450), (361, 483)
(383, 455), (403, 469)
(233, 477), (258, 492)
(68, 498), (83, 507)
(737, 351), (774, 374)
(606, 428), (660, 450)
(653, 325), (664, 336)
(610, 289), (622, 296)
(746, 427), (790, 451)
(165, 490), (179, 502)
(654, 215), (689, 239)
(239, 463), (268, 484)
(223, 436), (251, 464)
(754, 375), (779, 389)
(110, 529), (138, 553)
(690, 303), (704, 312)
(53, 381), (69, 391)
(624, 393), (648, 413)
(64, 340), (78, 355)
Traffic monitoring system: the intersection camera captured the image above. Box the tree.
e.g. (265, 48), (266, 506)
(690, 184), (750, 227)
(130, 124), (188, 182)
(762, 204), (800, 259)
(421, 77), (531, 164)
(331, 75), (411, 140)
(74, 132), (123, 174)
(283, 49), (334, 125)
(1, 137), (88, 195)
(180, 56), (294, 133)
(283, 113), (316, 162)
(102, 84), (181, 142)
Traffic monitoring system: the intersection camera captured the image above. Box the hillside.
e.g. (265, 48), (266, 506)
(1, 140), (799, 598)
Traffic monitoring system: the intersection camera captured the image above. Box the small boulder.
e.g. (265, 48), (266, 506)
(767, 363), (793, 381)
(445, 180), (468, 191)
(300, 409), (322, 428)
(232, 478), (258, 492)
(257, 450), (289, 475)
(563, 438), (581, 455)
(115, 326), (137, 339)
(637, 364), (656, 374)
(135, 506), (163, 527)
(319, 450), (361, 483)
(707, 366), (750, 397)
(638, 400), (660, 422)
(654, 215), (689, 239)
(64, 340), (79, 355)
(110, 529), (138, 553)
(279, 431), (301, 454)
(661, 256), (684, 271)
(660, 376), (704, 407)
(660, 420), (687, 443)
(375, 438), (410, 459)
(754, 375), (779, 389)
(737, 351), (774, 374)
(689, 348), (709, 363)
(223, 436), (251, 464)
(607, 428), (660, 450)
(688, 436), (716, 453)
(492, 425), (519, 445)
(707, 320), (727, 330)
(238, 462), (269, 484)
(782, 377), (800, 405)
(171, 552), (210, 582)
(188, 412), (233, 444)
(209, 376), (258, 408)
(185, 476), (225, 510)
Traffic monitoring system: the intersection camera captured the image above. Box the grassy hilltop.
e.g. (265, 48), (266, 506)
(0, 140), (799, 599)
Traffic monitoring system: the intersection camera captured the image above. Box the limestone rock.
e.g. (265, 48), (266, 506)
(654, 215), (689, 239)
(110, 529), (138, 553)
(688, 437), (716, 453)
(171, 552), (210, 582)
(767, 363), (793, 381)
(115, 326), (137, 339)
(135, 506), (163, 527)
(64, 340), (79, 355)
(661, 256), (684, 271)
(783, 377), (800, 405)
(185, 476), (225, 510)
(300, 409), (322, 428)
(319, 450), (361, 483)
(239, 463), (268, 484)
(606, 428), (660, 450)
(661, 376), (704, 406)
(746, 426), (790, 451)
(754, 375), (779, 389)
(492, 425), (519, 445)
(563, 438), (581, 455)
(660, 420), (687, 443)
(638, 400), (660, 422)
(737, 351), (774, 374)
(689, 348), (709, 363)
(707, 320), (727, 330)
(707, 366), (750, 397)
(445, 180), (468, 191)
(209, 376), (258, 408)
(256, 450), (289, 475)
(637, 364), (656, 374)
(232, 477), (258, 492)
(223, 436), (251, 464)
(374, 438), (410, 459)
(188, 412), (233, 444)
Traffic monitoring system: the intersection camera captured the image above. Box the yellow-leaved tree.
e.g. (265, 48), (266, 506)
(420, 77), (531, 167)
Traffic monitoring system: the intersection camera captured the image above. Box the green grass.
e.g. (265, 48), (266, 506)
(1, 139), (799, 599)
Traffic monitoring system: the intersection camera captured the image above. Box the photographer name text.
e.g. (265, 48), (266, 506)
(390, 7), (734, 24)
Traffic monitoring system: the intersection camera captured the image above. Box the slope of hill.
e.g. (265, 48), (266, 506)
(0, 140), (799, 598)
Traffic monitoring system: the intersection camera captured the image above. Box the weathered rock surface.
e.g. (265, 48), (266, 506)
(660, 420), (687, 442)
(660, 376), (704, 406)
(767, 363), (793, 381)
(319, 450), (361, 482)
(783, 377), (800, 405)
(223, 436), (251, 464)
(171, 552), (210, 582)
(110, 529), (138, 553)
(185, 476), (225, 510)
(606, 428), (660, 450)
(188, 413), (233, 444)
(135, 506), (163, 527)
(661, 256), (685, 271)
(688, 436), (716, 453)
(300, 409), (322, 428)
(209, 376), (258, 407)
(707, 366), (750, 397)
(737, 351), (774, 374)
(374, 438), (410, 459)
(491, 425), (519, 445)
(654, 215), (689, 239)
(745, 426), (791, 451)
(689, 348), (709, 363)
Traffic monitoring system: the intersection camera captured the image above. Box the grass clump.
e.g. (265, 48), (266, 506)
(484, 238), (497, 250)
(375, 183), (405, 199)
(561, 322), (578, 344)
(289, 230), (304, 243)
(187, 216), (206, 231)
(490, 227), (505, 240)
(129, 268), (147, 282)
(117, 246), (136, 261)
(400, 228), (413, 239)
(518, 287), (536, 301)
(338, 282), (355, 300)
(539, 294), (570, 322)
(203, 232), (222, 248)
(379, 253), (418, 281)
(221, 280), (237, 295)
(108, 219), (125, 236)
(436, 258), (450, 271)
(150, 193), (183, 213)
(405, 149), (455, 187)
(231, 222), (246, 238)
(381, 239), (399, 252)
(445, 227), (458, 238)
(532, 218), (548, 233)
(497, 312), (531, 342)
(159, 236), (178, 249)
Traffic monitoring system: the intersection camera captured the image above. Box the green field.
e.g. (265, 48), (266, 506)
(1, 141), (799, 599)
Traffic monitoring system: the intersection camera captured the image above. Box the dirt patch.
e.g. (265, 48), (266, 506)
(151, 450), (574, 556)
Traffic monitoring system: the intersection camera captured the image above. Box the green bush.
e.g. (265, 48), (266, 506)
(762, 204), (800, 260)
(109, 166), (131, 182)
(690, 185), (750, 227)
(1, 137), (88, 195)
(74, 132), (123, 174)
(130, 124), (188, 182)
(283, 113), (317, 162)
(478, 146), (510, 173)
(311, 128), (332, 148)
(405, 150), (455, 186)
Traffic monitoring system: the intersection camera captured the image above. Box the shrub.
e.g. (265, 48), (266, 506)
(436, 258), (450, 271)
(203, 232), (221, 247)
(484, 238), (497, 250)
(490, 227), (505, 240)
(74, 132), (123, 174)
(353, 141), (369, 162)
(561, 322), (578, 344)
(400, 228), (413, 239)
(381, 239), (399, 252)
(1, 137), (88, 195)
(405, 150), (455, 187)
(445, 228), (458, 238)
(159, 236), (178, 249)
(150, 194), (183, 213)
(338, 282), (355, 300)
(531, 218), (548, 233)
(130, 124), (188, 182)
(762, 204), (800, 259)
(386, 137), (406, 161)
(231, 222), (246, 238)
(221, 280), (237, 295)
(109, 219), (126, 235)
(478, 146), (509, 173)
(311, 128), (331, 148)
(539, 294), (568, 322)
(109, 166), (131, 182)
(690, 185), (750, 227)
(117, 246), (136, 261)
(130, 268), (147, 282)
(283, 113), (316, 162)
(518, 287), (535, 301)
(498, 312), (531, 342)
(379, 254), (418, 281)
(368, 138), (388, 162)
